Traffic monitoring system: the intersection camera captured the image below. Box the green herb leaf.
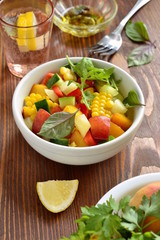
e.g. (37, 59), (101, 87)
(66, 56), (94, 80)
(61, 191), (160, 240)
(125, 21), (149, 42)
(127, 43), (155, 67)
(66, 56), (115, 83)
(139, 191), (160, 228)
(123, 90), (144, 107)
(122, 207), (140, 230)
(38, 111), (76, 139)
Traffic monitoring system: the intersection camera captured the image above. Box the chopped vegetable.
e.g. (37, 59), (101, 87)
(46, 73), (63, 88)
(35, 99), (51, 113)
(109, 121), (124, 138)
(111, 113), (132, 131)
(90, 92), (113, 118)
(50, 138), (69, 146)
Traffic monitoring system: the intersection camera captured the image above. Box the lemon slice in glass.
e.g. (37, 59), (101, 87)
(25, 11), (37, 51)
(37, 179), (79, 213)
(17, 11), (37, 52)
(17, 13), (28, 52)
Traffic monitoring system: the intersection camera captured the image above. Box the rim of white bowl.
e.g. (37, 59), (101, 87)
(97, 172), (160, 205)
(12, 57), (145, 153)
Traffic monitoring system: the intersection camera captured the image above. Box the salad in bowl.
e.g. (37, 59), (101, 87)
(12, 57), (144, 165)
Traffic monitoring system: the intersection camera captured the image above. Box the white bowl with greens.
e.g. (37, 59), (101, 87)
(12, 57), (145, 165)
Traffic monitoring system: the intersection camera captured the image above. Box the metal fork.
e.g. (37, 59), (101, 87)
(87, 0), (150, 57)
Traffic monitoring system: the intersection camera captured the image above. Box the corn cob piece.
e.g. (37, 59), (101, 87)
(90, 92), (113, 118)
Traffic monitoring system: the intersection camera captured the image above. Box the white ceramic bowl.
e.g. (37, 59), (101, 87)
(12, 57), (145, 165)
(97, 172), (160, 205)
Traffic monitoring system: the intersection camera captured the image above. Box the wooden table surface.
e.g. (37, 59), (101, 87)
(0, 0), (160, 239)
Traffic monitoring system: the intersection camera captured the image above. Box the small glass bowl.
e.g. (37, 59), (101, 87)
(52, 0), (118, 37)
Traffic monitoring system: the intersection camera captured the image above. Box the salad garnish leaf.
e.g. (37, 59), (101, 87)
(126, 21), (149, 42)
(123, 90), (145, 107)
(125, 21), (156, 67)
(61, 191), (160, 240)
(127, 43), (155, 67)
(38, 111), (77, 139)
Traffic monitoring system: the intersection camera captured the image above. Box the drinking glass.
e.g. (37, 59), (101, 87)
(0, 0), (54, 78)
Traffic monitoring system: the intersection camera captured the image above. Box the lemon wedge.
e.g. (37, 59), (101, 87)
(17, 13), (28, 51)
(17, 11), (37, 52)
(25, 11), (37, 51)
(36, 179), (79, 213)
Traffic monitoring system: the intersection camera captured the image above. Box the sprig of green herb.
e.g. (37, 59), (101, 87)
(66, 56), (117, 108)
(61, 191), (160, 240)
(125, 21), (156, 67)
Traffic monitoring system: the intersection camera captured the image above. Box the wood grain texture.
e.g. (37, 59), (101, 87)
(0, 0), (160, 239)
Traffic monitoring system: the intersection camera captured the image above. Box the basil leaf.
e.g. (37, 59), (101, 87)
(127, 43), (155, 67)
(126, 21), (149, 42)
(123, 90), (145, 107)
(38, 111), (76, 139)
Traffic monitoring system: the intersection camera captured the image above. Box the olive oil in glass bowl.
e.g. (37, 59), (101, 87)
(52, 0), (118, 37)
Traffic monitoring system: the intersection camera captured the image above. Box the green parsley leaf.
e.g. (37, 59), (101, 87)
(122, 207), (140, 231)
(139, 191), (160, 230)
(61, 191), (160, 240)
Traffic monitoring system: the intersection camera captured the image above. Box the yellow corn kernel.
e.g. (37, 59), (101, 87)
(105, 110), (112, 117)
(23, 106), (37, 119)
(63, 72), (77, 81)
(60, 66), (69, 75)
(99, 110), (106, 116)
(60, 66), (77, 81)
(30, 112), (37, 122)
(92, 111), (99, 117)
(25, 100), (32, 107)
(47, 100), (58, 109)
(91, 92), (113, 117)
(105, 100), (114, 109)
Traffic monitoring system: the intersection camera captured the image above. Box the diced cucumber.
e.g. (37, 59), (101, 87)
(59, 96), (75, 109)
(59, 81), (78, 95)
(114, 93), (124, 102)
(46, 73), (63, 89)
(101, 85), (118, 97)
(35, 99), (50, 113)
(50, 138), (69, 146)
(45, 89), (58, 101)
(111, 99), (127, 114)
(96, 83), (118, 97)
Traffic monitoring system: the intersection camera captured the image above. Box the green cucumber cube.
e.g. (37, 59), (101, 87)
(46, 73), (63, 89)
(59, 96), (75, 109)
